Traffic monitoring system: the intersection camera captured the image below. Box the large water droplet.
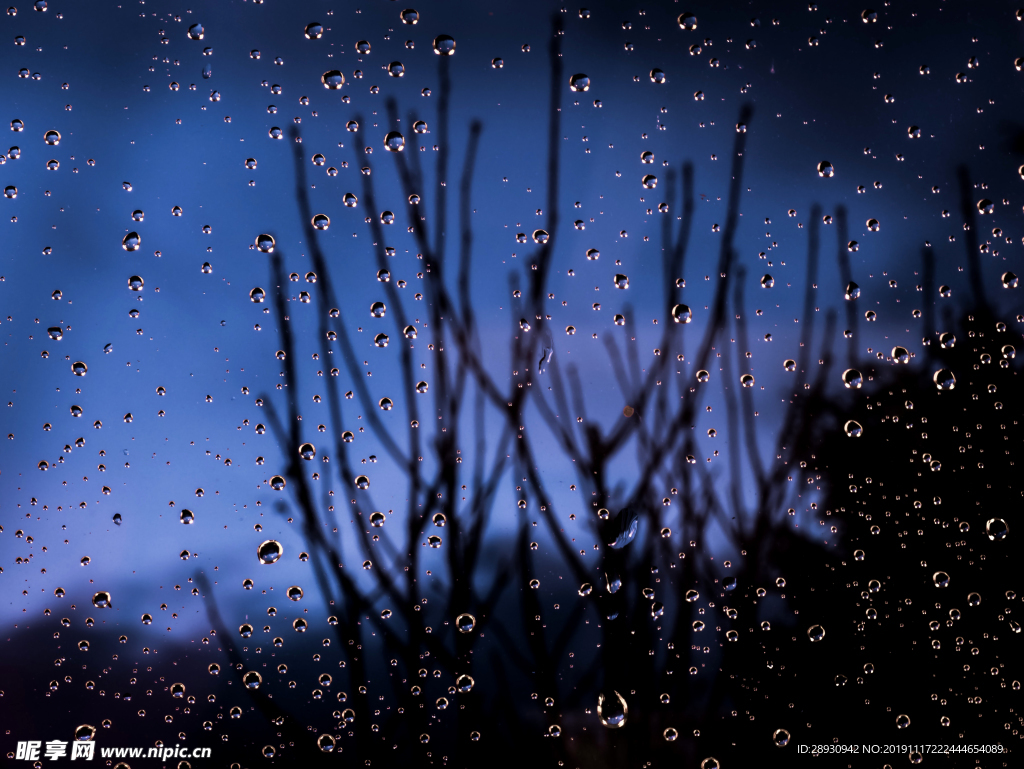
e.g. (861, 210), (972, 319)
(317, 734), (335, 752)
(597, 691), (628, 728)
(257, 540), (283, 564)
(321, 70), (345, 89)
(569, 73), (590, 92)
(433, 35), (456, 55)
(842, 368), (863, 388)
(986, 518), (1008, 541)
(933, 369), (956, 390)
(678, 13), (697, 30)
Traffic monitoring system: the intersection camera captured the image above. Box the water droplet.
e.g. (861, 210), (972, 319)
(932, 368), (956, 390)
(317, 734), (335, 752)
(43, 129), (60, 146)
(844, 420), (863, 438)
(91, 591), (112, 609)
(597, 691), (628, 728)
(71, 361), (87, 376)
(321, 70), (345, 89)
(187, 23), (204, 40)
(806, 624), (825, 642)
(384, 131), (405, 151)
(312, 213), (330, 230)
(607, 505), (639, 549)
(985, 518), (1008, 541)
(842, 368), (863, 388)
(256, 234), (275, 253)
(670, 303), (693, 324)
(433, 35), (456, 55)
(257, 540), (283, 564)
(569, 73), (590, 92)
(122, 232), (140, 251)
(304, 22), (323, 40)
(760, 274), (774, 288)
(456, 613), (476, 633)
(387, 61), (405, 77)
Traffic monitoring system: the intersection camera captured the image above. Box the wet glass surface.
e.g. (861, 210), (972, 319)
(0, 2), (1020, 765)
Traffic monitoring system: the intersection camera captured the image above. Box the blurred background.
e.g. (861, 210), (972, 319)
(1, 0), (1021, 765)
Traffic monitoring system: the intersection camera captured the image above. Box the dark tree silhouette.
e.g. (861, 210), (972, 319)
(186, 16), (1021, 768)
